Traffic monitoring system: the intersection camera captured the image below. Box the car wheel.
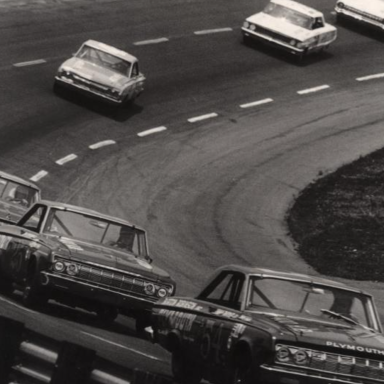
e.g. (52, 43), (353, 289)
(229, 348), (255, 384)
(135, 314), (152, 334)
(172, 348), (202, 384)
(96, 306), (118, 326)
(22, 259), (48, 309)
(0, 279), (14, 295)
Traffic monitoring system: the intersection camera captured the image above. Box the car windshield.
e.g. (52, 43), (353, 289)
(247, 277), (379, 331)
(76, 45), (131, 76)
(43, 208), (148, 258)
(263, 3), (313, 29)
(0, 177), (39, 208)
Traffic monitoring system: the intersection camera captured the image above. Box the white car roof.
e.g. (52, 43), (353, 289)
(83, 40), (138, 63)
(271, 0), (323, 18)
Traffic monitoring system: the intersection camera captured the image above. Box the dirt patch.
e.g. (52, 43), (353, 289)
(287, 147), (384, 282)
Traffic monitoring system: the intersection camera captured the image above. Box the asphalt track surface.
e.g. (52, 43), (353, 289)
(1, 0), (384, 380)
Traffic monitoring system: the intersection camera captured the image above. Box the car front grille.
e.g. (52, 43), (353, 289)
(247, 24), (294, 44)
(53, 259), (172, 302)
(276, 346), (384, 381)
(342, 6), (383, 23)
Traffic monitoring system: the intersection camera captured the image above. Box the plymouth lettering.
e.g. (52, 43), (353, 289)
(326, 341), (384, 355)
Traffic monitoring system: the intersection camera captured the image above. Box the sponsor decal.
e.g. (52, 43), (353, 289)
(163, 298), (178, 306)
(160, 309), (197, 332)
(326, 341), (384, 356)
(162, 298), (197, 309)
(227, 323), (246, 350)
(213, 309), (240, 319)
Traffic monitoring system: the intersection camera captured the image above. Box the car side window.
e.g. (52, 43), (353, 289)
(312, 17), (324, 29)
(197, 272), (245, 310)
(19, 205), (46, 232)
(132, 63), (139, 78)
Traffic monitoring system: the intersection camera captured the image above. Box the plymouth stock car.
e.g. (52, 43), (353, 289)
(0, 171), (41, 225)
(150, 265), (384, 384)
(54, 40), (145, 105)
(241, 0), (337, 60)
(335, 0), (384, 31)
(0, 201), (175, 330)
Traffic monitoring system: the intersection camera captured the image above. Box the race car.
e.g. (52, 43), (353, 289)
(0, 171), (41, 225)
(242, 0), (337, 60)
(0, 201), (175, 330)
(54, 40), (145, 105)
(335, 0), (384, 31)
(150, 265), (384, 384)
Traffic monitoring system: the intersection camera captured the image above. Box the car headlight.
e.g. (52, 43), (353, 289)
(66, 263), (79, 276)
(293, 350), (309, 365)
(337, 2), (344, 8)
(243, 21), (250, 28)
(296, 42), (305, 49)
(144, 283), (156, 295)
(157, 288), (167, 298)
(290, 39), (297, 47)
(53, 261), (65, 272)
(275, 345), (310, 367)
(276, 346), (290, 362)
(249, 24), (256, 31)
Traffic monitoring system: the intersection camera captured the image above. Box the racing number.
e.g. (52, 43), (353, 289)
(200, 320), (226, 365)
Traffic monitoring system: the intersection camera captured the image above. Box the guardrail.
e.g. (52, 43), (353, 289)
(0, 316), (171, 384)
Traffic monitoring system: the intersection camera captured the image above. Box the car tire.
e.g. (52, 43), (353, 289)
(172, 348), (202, 384)
(22, 259), (48, 309)
(0, 279), (14, 295)
(228, 347), (255, 384)
(96, 306), (118, 326)
(135, 314), (152, 334)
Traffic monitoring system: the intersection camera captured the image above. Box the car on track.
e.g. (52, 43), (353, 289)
(150, 265), (384, 384)
(0, 171), (41, 225)
(54, 40), (145, 105)
(241, 0), (337, 60)
(335, 0), (384, 31)
(0, 201), (175, 330)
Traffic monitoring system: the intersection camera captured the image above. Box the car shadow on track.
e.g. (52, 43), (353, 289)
(53, 86), (144, 123)
(241, 37), (335, 67)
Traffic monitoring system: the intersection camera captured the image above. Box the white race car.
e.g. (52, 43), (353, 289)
(54, 40), (145, 105)
(242, 0), (337, 60)
(335, 0), (384, 30)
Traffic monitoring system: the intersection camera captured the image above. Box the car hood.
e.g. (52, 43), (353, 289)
(247, 13), (313, 41)
(341, 0), (384, 17)
(251, 312), (384, 354)
(0, 200), (27, 224)
(61, 57), (130, 89)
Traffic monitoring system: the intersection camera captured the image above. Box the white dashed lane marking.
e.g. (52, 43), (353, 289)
(81, 332), (163, 361)
(297, 85), (330, 95)
(13, 59), (47, 67)
(89, 140), (116, 149)
(356, 73), (384, 82)
(30, 170), (48, 182)
(137, 126), (167, 137)
(133, 38), (169, 46)
(240, 98), (273, 109)
(194, 28), (233, 35)
(188, 113), (218, 123)
(55, 154), (77, 165)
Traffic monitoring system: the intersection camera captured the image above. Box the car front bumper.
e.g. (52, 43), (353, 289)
(40, 271), (155, 312)
(260, 364), (381, 384)
(54, 76), (125, 104)
(335, 7), (384, 30)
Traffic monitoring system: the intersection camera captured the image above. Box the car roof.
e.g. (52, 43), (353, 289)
(83, 40), (138, 63)
(217, 265), (369, 295)
(270, 0), (323, 18)
(37, 200), (144, 230)
(0, 171), (40, 191)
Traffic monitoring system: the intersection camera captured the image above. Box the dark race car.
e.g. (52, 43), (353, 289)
(150, 265), (384, 384)
(0, 201), (175, 330)
(0, 171), (41, 225)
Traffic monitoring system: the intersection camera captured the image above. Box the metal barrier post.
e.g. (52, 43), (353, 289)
(50, 341), (96, 384)
(0, 316), (24, 384)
